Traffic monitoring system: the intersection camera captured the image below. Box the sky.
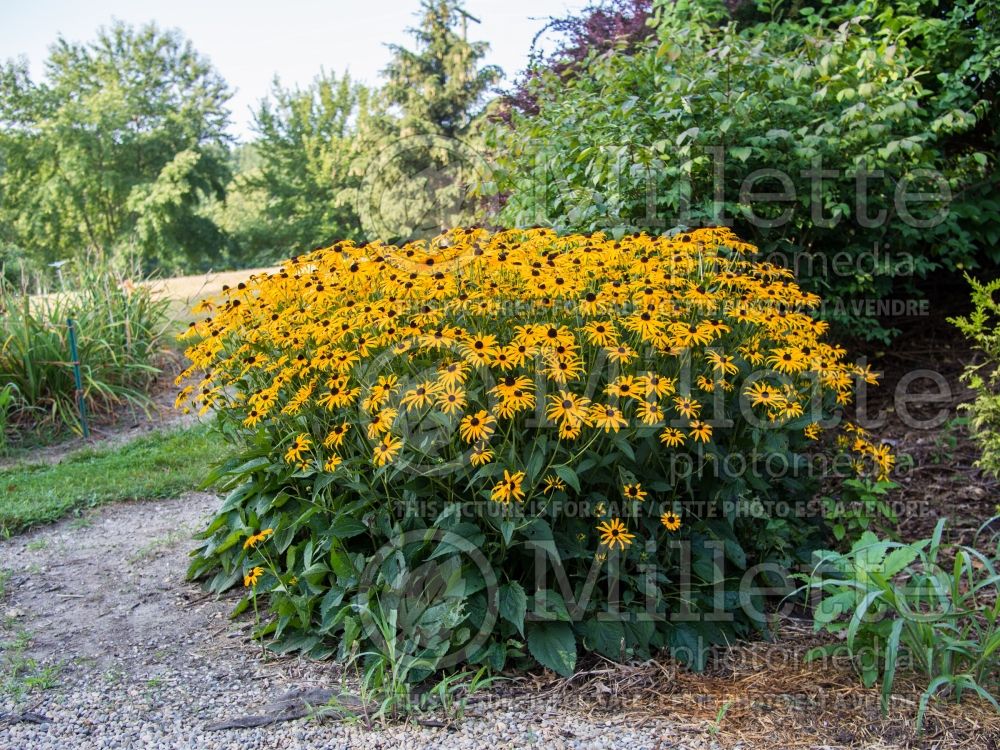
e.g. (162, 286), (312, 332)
(0, 0), (591, 140)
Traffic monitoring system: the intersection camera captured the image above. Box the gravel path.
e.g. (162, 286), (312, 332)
(0, 493), (707, 750)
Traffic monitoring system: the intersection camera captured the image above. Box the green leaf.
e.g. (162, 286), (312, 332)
(329, 516), (367, 539)
(580, 617), (625, 659)
(526, 621), (577, 677)
(532, 589), (572, 621)
(553, 465), (581, 493)
(881, 618), (904, 715)
(499, 581), (527, 636)
(731, 146), (752, 162)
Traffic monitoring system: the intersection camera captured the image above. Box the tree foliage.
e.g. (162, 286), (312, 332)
(215, 73), (375, 264)
(0, 22), (232, 274)
(384, 0), (501, 139)
(357, 0), (502, 241)
(490, 0), (1000, 339)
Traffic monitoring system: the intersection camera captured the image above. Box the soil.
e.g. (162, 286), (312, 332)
(855, 313), (1000, 555)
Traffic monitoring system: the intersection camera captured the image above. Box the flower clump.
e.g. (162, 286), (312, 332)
(181, 226), (892, 673)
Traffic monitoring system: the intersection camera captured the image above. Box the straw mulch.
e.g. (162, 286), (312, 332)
(505, 620), (999, 749)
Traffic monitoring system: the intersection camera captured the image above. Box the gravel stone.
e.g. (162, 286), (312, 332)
(0, 493), (710, 749)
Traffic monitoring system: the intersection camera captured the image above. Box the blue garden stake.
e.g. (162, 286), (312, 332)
(67, 318), (90, 439)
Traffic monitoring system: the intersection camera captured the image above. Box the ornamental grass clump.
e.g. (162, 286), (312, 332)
(181, 226), (891, 677)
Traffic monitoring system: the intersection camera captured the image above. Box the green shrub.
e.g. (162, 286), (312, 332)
(951, 275), (1000, 477)
(0, 258), (170, 435)
(489, 0), (1000, 339)
(181, 226), (891, 680)
(803, 520), (1000, 729)
(820, 477), (899, 547)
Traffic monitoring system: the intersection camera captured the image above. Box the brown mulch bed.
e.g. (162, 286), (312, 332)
(516, 620), (1000, 749)
(856, 316), (999, 556)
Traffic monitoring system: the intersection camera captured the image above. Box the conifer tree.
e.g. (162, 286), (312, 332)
(357, 1), (501, 240)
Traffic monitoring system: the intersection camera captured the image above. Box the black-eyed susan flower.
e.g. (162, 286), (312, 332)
(605, 375), (640, 400)
(372, 434), (403, 467)
(767, 347), (808, 375)
(661, 511), (682, 531)
(323, 422), (350, 449)
(688, 420), (713, 443)
(745, 381), (785, 409)
(284, 434), (311, 464)
(400, 381), (439, 410)
(705, 350), (739, 376)
(491, 470), (525, 504)
(546, 390), (591, 427)
(243, 528), (274, 550)
(243, 566), (264, 588)
(673, 396), (702, 419)
(636, 400), (664, 426)
(660, 427), (686, 447)
(582, 321), (617, 347)
(437, 385), (467, 415)
(437, 361), (469, 388)
(638, 373), (674, 398)
(590, 404), (628, 433)
(542, 474), (566, 494)
(459, 410), (496, 443)
(469, 443), (494, 467)
(596, 518), (634, 550)
(622, 483), (646, 501)
(368, 407), (397, 439)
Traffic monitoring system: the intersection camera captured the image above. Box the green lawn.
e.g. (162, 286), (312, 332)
(0, 424), (217, 535)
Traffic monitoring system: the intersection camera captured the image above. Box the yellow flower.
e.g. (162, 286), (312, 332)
(745, 382), (786, 409)
(437, 385), (467, 415)
(636, 400), (664, 426)
(688, 420), (713, 443)
(373, 434), (403, 467)
(659, 427), (686, 447)
(705, 350), (739, 376)
(284, 434), (312, 464)
(546, 390), (592, 427)
(767, 347), (808, 375)
(243, 566), (264, 588)
(605, 343), (637, 364)
(804, 422), (821, 440)
(437, 361), (469, 388)
(459, 410), (496, 443)
(368, 408), (398, 439)
(622, 483), (646, 501)
(660, 511), (682, 531)
(491, 470), (526, 504)
(323, 422), (350, 449)
(590, 404), (628, 433)
(542, 474), (566, 494)
(638, 372), (675, 398)
(673, 396), (701, 419)
(400, 381), (439, 410)
(596, 518), (634, 550)
(582, 321), (617, 347)
(243, 528), (274, 550)
(470, 443), (494, 466)
(605, 376), (640, 400)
